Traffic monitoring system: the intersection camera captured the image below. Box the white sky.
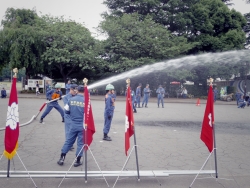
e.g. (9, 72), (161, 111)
(0, 0), (249, 38)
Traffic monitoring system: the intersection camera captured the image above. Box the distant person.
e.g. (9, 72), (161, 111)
(45, 81), (52, 99)
(181, 87), (188, 99)
(65, 80), (71, 95)
(237, 95), (246, 108)
(213, 87), (218, 102)
(103, 84), (115, 141)
(142, 84), (150, 108)
(156, 85), (165, 108)
(1, 88), (7, 98)
(36, 81), (40, 96)
(125, 86), (137, 113)
(235, 90), (242, 106)
(136, 83), (142, 108)
(245, 92), (249, 104)
(220, 88), (225, 97)
(40, 84), (64, 123)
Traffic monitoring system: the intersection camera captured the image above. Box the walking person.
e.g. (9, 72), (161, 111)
(63, 84), (78, 148)
(103, 84), (115, 141)
(142, 84), (150, 107)
(40, 83), (64, 123)
(57, 85), (85, 167)
(36, 81), (40, 96)
(156, 85), (165, 108)
(136, 83), (142, 108)
(65, 80), (71, 95)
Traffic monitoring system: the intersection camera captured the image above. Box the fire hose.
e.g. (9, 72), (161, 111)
(0, 95), (65, 131)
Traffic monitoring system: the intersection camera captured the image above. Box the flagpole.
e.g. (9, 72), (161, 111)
(126, 79), (140, 181)
(133, 128), (140, 181)
(83, 78), (88, 183)
(84, 128), (87, 183)
(213, 123), (218, 178)
(210, 78), (218, 178)
(7, 159), (10, 177)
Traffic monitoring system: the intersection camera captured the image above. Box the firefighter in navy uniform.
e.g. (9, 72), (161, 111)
(63, 84), (78, 141)
(103, 84), (115, 141)
(135, 83), (142, 108)
(57, 85), (85, 167)
(156, 85), (165, 108)
(40, 83), (64, 123)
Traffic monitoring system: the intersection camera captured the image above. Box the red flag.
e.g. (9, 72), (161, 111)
(84, 86), (95, 150)
(125, 86), (134, 156)
(4, 77), (19, 159)
(200, 85), (214, 153)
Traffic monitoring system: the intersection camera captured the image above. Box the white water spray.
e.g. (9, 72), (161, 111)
(88, 50), (249, 89)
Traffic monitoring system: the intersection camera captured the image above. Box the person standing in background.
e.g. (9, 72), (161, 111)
(136, 83), (142, 108)
(142, 84), (150, 108)
(36, 81), (40, 96)
(65, 80), (71, 95)
(156, 85), (165, 108)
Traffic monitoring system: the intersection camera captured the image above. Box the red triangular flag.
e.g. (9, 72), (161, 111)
(4, 77), (19, 159)
(84, 85), (95, 150)
(125, 86), (134, 156)
(200, 85), (214, 153)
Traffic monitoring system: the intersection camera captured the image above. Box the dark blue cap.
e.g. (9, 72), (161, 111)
(78, 85), (84, 92)
(70, 84), (78, 89)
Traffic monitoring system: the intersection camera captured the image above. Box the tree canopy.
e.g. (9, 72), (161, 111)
(0, 8), (45, 79)
(40, 16), (98, 82)
(99, 13), (196, 72)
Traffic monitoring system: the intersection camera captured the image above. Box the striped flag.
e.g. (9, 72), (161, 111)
(4, 77), (19, 159)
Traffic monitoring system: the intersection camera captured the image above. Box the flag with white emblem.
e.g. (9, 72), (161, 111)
(4, 77), (19, 159)
(125, 86), (134, 156)
(200, 85), (214, 152)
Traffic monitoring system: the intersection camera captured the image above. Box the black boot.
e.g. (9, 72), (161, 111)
(39, 118), (43, 123)
(134, 109), (137, 113)
(57, 153), (66, 165)
(103, 133), (112, 141)
(74, 156), (82, 167)
(145, 104), (148, 108)
(62, 117), (64, 122)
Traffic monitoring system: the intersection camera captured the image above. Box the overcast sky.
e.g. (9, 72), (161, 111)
(0, 0), (249, 38)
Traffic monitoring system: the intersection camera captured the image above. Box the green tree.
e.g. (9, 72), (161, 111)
(99, 13), (195, 73)
(40, 16), (98, 83)
(0, 8), (46, 80)
(103, 0), (246, 53)
(244, 13), (250, 49)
